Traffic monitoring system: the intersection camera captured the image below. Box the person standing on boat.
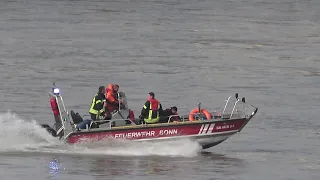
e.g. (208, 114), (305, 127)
(105, 84), (120, 116)
(105, 84), (136, 123)
(139, 92), (163, 124)
(89, 86), (106, 120)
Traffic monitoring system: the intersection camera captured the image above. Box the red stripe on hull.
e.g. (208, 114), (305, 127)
(66, 119), (248, 144)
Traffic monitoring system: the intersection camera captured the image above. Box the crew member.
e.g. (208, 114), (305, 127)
(140, 92), (163, 124)
(105, 84), (120, 116)
(105, 84), (136, 123)
(160, 106), (181, 123)
(89, 86), (106, 120)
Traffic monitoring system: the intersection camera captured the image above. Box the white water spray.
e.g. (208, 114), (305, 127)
(0, 111), (61, 152)
(0, 112), (202, 157)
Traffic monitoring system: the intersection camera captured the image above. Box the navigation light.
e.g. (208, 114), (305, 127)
(53, 88), (60, 95)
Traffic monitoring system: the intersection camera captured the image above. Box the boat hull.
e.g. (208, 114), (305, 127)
(64, 118), (249, 149)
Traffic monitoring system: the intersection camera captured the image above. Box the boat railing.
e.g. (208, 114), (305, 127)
(220, 93), (258, 120)
(167, 115), (185, 123)
(48, 91), (73, 138)
(221, 93), (239, 118)
(230, 99), (240, 119)
(222, 96), (232, 115)
(166, 107), (191, 123)
(236, 102), (258, 119)
(81, 114), (110, 120)
(77, 118), (136, 131)
(82, 115), (91, 119)
(79, 107), (192, 131)
(176, 107), (191, 112)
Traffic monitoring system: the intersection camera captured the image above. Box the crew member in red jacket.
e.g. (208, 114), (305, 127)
(140, 92), (163, 124)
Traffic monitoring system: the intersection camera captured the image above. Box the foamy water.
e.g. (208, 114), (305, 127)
(0, 112), (201, 157)
(0, 111), (61, 151)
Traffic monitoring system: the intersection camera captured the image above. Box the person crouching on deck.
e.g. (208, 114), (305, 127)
(160, 106), (181, 123)
(139, 92), (163, 124)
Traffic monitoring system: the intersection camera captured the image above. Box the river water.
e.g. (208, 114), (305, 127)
(0, 0), (319, 179)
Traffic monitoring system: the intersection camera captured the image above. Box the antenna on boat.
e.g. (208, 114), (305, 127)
(52, 81), (56, 92)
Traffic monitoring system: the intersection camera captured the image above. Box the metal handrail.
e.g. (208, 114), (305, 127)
(176, 107), (191, 112)
(55, 90), (257, 133)
(92, 118), (136, 124)
(116, 92), (128, 111)
(80, 118), (137, 131)
(230, 99), (240, 119)
(82, 115), (91, 118)
(48, 92), (65, 137)
(222, 96), (231, 115)
(167, 115), (183, 123)
(75, 104), (258, 131)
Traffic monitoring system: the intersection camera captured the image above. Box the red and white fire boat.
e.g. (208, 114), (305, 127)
(41, 84), (258, 149)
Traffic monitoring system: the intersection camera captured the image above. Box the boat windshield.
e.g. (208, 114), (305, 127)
(118, 92), (128, 110)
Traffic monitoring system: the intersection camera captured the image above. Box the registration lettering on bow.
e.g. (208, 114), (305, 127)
(215, 124), (235, 130)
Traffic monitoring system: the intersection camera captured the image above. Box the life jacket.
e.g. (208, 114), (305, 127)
(144, 99), (160, 123)
(105, 84), (118, 104)
(149, 99), (159, 111)
(50, 98), (60, 116)
(105, 84), (114, 98)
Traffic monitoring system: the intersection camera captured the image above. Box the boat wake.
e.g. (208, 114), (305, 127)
(0, 111), (61, 152)
(0, 112), (201, 157)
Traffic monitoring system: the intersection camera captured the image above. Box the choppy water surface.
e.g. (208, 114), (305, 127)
(0, 0), (319, 179)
